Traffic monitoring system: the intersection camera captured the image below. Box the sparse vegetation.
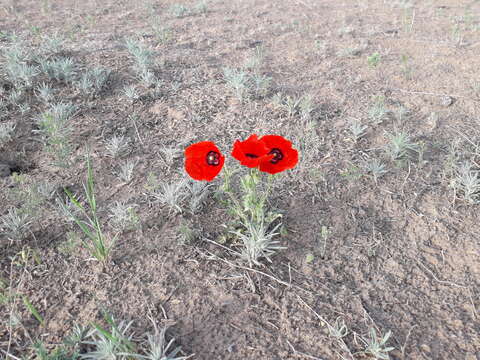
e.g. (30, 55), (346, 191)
(1, 1), (478, 359)
(115, 159), (138, 183)
(368, 96), (388, 125)
(146, 174), (188, 214)
(125, 37), (159, 87)
(348, 119), (368, 142)
(385, 130), (418, 162)
(367, 52), (381, 67)
(58, 156), (115, 262)
(105, 134), (131, 158)
(451, 161), (480, 204)
(225, 169), (284, 266)
(360, 328), (395, 360)
(36, 102), (76, 167)
(0, 207), (32, 241)
(0, 120), (15, 146)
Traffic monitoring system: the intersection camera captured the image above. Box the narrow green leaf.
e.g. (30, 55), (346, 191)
(23, 296), (44, 325)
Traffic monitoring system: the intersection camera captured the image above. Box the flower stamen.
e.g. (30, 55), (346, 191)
(206, 151), (221, 166)
(269, 148), (283, 164)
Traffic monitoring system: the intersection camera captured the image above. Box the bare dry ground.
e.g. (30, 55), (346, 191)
(1, 0), (479, 359)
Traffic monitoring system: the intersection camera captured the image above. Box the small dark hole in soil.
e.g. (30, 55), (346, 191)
(1, 82), (13, 92)
(0, 161), (24, 178)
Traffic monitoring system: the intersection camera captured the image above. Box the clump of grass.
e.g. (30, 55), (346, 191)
(177, 220), (199, 245)
(338, 25), (354, 36)
(186, 180), (211, 214)
(125, 38), (158, 87)
(159, 145), (181, 168)
(363, 158), (388, 183)
(272, 93), (315, 118)
(451, 162), (480, 204)
(385, 131), (418, 162)
(299, 94), (315, 119)
(359, 328), (394, 360)
(36, 102), (76, 167)
(5, 62), (39, 89)
(142, 320), (193, 360)
(283, 95), (303, 117)
(59, 156), (115, 262)
(244, 44), (265, 72)
(109, 201), (140, 232)
(223, 63), (272, 101)
(76, 66), (111, 96)
(393, 106), (409, 124)
(328, 317), (348, 339)
(115, 159), (138, 183)
(146, 173), (188, 214)
(16, 315), (193, 359)
(0, 98), (7, 117)
(194, 0), (208, 14)
(39, 32), (64, 56)
(105, 134), (131, 158)
(83, 314), (193, 359)
(2, 38), (38, 89)
(33, 341), (71, 360)
(6, 176), (54, 220)
(151, 18), (173, 44)
(223, 45), (272, 101)
(8, 89), (23, 106)
(0, 208), (32, 241)
(348, 119), (368, 142)
(169, 4), (190, 18)
(250, 73), (271, 98)
(224, 169), (284, 266)
(39, 57), (76, 83)
(36, 82), (55, 103)
(123, 85), (140, 102)
(367, 52), (381, 67)
(83, 314), (136, 358)
(451, 21), (465, 47)
(18, 102), (31, 115)
(223, 67), (249, 101)
(63, 323), (89, 349)
(2, 37), (34, 64)
(0, 121), (16, 147)
(368, 96), (388, 125)
(470, 80), (480, 98)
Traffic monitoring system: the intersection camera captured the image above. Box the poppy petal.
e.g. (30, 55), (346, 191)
(184, 141), (225, 181)
(231, 134), (271, 168)
(258, 135), (299, 174)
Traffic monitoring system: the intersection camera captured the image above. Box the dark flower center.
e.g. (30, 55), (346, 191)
(269, 148), (283, 164)
(245, 153), (259, 158)
(206, 151), (221, 166)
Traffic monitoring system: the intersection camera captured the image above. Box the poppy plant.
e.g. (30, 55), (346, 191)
(258, 135), (298, 174)
(184, 141), (225, 181)
(231, 134), (273, 168)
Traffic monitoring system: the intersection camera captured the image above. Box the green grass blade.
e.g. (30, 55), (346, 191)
(23, 296), (44, 325)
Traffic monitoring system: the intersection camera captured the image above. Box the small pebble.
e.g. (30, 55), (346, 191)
(420, 344), (431, 353)
(440, 96), (455, 107)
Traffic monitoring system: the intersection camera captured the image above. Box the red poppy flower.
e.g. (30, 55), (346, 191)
(258, 135), (299, 174)
(231, 134), (273, 168)
(184, 141), (225, 181)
